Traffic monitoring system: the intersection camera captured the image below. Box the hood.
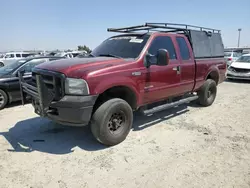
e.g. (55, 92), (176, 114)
(36, 57), (129, 76)
(230, 62), (250, 69)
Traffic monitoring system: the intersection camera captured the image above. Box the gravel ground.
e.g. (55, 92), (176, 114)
(0, 80), (250, 188)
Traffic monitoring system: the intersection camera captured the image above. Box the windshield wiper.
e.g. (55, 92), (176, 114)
(98, 54), (122, 59)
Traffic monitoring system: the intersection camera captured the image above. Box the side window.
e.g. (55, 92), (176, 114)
(16, 54), (21, 58)
(22, 53), (30, 58)
(148, 36), (177, 59)
(176, 37), (190, 60)
(19, 59), (48, 73)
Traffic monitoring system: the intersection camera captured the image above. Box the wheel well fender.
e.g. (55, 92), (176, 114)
(93, 85), (138, 113)
(205, 68), (220, 85)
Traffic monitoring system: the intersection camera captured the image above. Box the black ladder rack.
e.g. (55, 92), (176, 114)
(107, 22), (220, 34)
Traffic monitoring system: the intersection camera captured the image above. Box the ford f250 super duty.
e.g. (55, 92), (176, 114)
(20, 23), (226, 146)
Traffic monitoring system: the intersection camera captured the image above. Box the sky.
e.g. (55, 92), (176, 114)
(0, 0), (250, 52)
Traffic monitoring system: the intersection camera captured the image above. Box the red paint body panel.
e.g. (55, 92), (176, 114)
(36, 32), (227, 108)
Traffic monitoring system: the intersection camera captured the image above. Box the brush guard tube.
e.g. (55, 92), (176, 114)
(19, 72), (54, 117)
(19, 71), (98, 126)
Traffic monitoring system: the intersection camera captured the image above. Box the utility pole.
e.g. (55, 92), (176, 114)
(237, 28), (242, 47)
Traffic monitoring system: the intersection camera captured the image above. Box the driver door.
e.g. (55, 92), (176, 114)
(142, 35), (181, 104)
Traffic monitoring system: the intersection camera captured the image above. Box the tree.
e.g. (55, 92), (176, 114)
(78, 45), (92, 53)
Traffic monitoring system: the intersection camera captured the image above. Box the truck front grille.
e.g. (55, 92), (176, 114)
(32, 70), (65, 101)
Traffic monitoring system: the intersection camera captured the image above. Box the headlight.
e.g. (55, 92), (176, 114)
(65, 78), (89, 95)
(227, 66), (233, 71)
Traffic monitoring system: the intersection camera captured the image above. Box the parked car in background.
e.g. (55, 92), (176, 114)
(55, 51), (84, 58)
(227, 54), (250, 80)
(0, 56), (64, 110)
(0, 52), (34, 67)
(224, 51), (242, 67)
(76, 52), (89, 58)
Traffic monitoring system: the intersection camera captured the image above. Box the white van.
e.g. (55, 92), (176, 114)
(0, 52), (32, 67)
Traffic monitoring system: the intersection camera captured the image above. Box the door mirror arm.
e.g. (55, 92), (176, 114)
(144, 52), (156, 68)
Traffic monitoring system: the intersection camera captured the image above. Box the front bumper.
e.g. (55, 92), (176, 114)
(19, 70), (98, 126)
(32, 95), (98, 126)
(226, 71), (250, 80)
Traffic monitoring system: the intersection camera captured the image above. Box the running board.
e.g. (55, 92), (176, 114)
(143, 95), (199, 115)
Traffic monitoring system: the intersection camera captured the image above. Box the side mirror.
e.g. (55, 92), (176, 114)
(156, 49), (169, 66)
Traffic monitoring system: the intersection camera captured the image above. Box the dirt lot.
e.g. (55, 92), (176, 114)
(0, 80), (250, 188)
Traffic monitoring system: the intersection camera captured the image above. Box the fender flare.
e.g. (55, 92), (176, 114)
(205, 66), (220, 84)
(92, 76), (140, 104)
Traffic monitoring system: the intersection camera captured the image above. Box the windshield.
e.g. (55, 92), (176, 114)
(236, 55), (250, 63)
(0, 59), (26, 74)
(91, 35), (150, 59)
(55, 52), (65, 57)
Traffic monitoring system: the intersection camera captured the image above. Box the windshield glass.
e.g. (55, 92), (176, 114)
(91, 35), (150, 59)
(55, 52), (65, 57)
(236, 55), (250, 63)
(0, 59), (26, 74)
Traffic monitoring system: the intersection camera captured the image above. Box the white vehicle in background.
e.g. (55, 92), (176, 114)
(54, 51), (86, 58)
(0, 52), (33, 67)
(224, 51), (242, 67)
(227, 54), (250, 80)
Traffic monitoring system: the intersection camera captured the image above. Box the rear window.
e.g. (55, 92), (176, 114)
(190, 30), (224, 58)
(224, 52), (232, 57)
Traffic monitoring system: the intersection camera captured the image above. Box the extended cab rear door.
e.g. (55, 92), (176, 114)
(174, 36), (195, 93)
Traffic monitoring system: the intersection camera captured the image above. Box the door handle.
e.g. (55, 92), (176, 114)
(173, 66), (181, 74)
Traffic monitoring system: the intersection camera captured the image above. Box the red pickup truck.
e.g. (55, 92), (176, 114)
(20, 23), (226, 146)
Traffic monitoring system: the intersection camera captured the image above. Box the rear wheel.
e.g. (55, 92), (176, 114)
(91, 98), (133, 146)
(198, 79), (217, 107)
(0, 62), (4, 67)
(0, 89), (8, 110)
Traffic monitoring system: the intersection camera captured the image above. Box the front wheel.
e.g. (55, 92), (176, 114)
(0, 62), (4, 67)
(91, 98), (133, 146)
(198, 79), (217, 107)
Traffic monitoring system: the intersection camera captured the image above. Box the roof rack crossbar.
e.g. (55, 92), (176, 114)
(146, 23), (220, 32)
(107, 25), (146, 32)
(107, 23), (220, 34)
